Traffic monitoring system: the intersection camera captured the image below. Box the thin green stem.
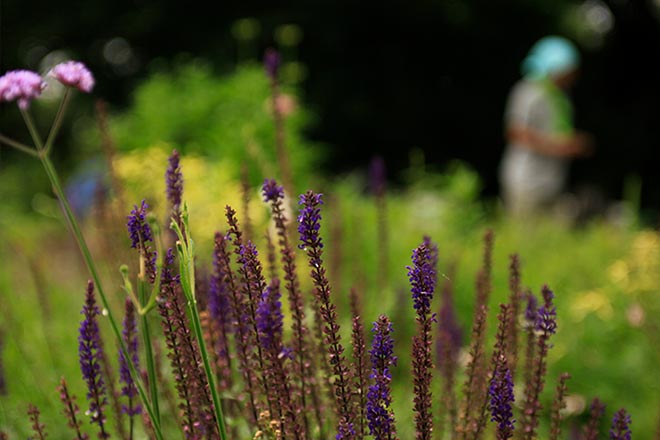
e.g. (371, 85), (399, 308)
(20, 109), (45, 150)
(172, 217), (228, 440)
(21, 119), (165, 438)
(0, 132), (39, 157)
(188, 299), (228, 440)
(138, 278), (161, 426)
(44, 88), (72, 155)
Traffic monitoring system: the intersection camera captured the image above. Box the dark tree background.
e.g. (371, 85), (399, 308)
(1, 0), (659, 212)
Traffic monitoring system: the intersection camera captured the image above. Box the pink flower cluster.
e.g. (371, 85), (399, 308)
(49, 61), (95, 93)
(0, 70), (46, 110)
(0, 61), (94, 110)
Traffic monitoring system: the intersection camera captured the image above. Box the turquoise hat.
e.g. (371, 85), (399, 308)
(521, 36), (580, 78)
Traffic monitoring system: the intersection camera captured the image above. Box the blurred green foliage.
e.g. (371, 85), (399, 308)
(1, 64), (659, 438)
(86, 61), (321, 189)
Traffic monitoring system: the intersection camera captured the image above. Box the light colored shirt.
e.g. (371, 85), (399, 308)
(500, 79), (572, 207)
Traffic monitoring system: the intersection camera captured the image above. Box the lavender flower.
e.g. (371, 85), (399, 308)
(265, 179), (316, 435)
(409, 239), (437, 440)
(78, 280), (110, 438)
(298, 191), (324, 255)
(407, 241), (436, 315)
(262, 178), (285, 202)
(524, 293), (538, 324)
(127, 200), (153, 248)
(0, 70), (46, 109)
(488, 357), (515, 440)
(264, 48), (281, 80)
(127, 200), (157, 282)
(166, 149), (183, 217)
(436, 272), (462, 363)
(521, 285), (557, 440)
(610, 409), (632, 440)
(49, 61), (95, 93)
(336, 421), (356, 440)
(350, 290), (368, 439)
(209, 236), (234, 391)
(256, 281), (284, 352)
(535, 287), (557, 335)
(57, 378), (89, 440)
(366, 315), (398, 440)
(298, 190), (354, 436)
(119, 298), (141, 417)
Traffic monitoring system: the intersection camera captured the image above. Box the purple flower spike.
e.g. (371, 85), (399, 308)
(119, 298), (141, 416)
(78, 281), (110, 438)
(369, 155), (387, 197)
(525, 293), (538, 324)
(127, 200), (153, 249)
(50, 61), (95, 93)
(489, 357), (515, 439)
(336, 421), (356, 440)
(264, 48), (281, 80)
(0, 70), (46, 109)
(610, 408), (632, 440)
(298, 191), (324, 254)
(536, 286), (557, 335)
(256, 281), (284, 352)
(407, 242), (437, 315)
(166, 150), (183, 215)
(366, 315), (398, 439)
(262, 178), (284, 202)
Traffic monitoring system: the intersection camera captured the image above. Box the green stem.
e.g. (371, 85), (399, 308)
(20, 109), (45, 150)
(0, 132), (39, 157)
(138, 278), (161, 426)
(44, 88), (72, 155)
(20, 108), (165, 438)
(172, 218), (227, 440)
(188, 298), (228, 440)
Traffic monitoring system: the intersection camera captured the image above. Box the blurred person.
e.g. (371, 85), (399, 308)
(499, 36), (593, 217)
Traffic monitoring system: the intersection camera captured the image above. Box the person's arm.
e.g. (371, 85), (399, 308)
(506, 125), (593, 158)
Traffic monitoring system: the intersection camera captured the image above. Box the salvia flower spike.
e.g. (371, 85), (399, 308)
(263, 178), (285, 203)
(166, 149), (184, 223)
(366, 315), (398, 440)
(408, 239), (437, 440)
(488, 356), (515, 440)
(610, 408), (632, 440)
(264, 48), (281, 80)
(119, 298), (142, 418)
(78, 280), (110, 439)
(298, 190), (354, 437)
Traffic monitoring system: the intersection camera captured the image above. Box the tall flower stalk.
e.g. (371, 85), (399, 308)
(27, 403), (48, 440)
(488, 305), (515, 440)
(119, 298), (142, 438)
(78, 281), (110, 439)
(408, 238), (437, 440)
(264, 48), (295, 198)
(521, 285), (557, 440)
(263, 178), (319, 436)
(0, 63), (163, 439)
(57, 377), (89, 440)
(583, 398), (606, 440)
(298, 190), (354, 438)
(366, 315), (398, 440)
(610, 409), (632, 440)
